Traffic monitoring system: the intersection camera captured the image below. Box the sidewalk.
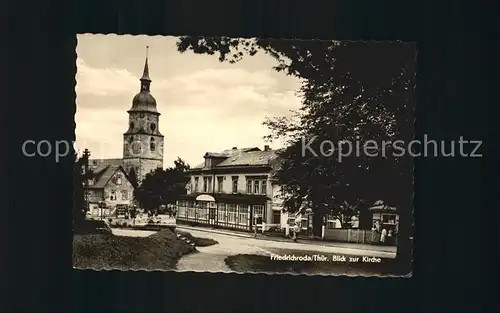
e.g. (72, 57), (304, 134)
(176, 225), (397, 254)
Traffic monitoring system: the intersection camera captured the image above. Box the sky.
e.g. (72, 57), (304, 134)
(75, 34), (303, 167)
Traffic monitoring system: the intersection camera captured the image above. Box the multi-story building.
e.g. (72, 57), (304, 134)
(85, 164), (136, 217)
(176, 146), (299, 231)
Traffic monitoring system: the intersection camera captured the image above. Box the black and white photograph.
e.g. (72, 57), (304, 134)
(73, 34), (415, 277)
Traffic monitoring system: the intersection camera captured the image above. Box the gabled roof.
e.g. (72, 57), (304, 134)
(191, 147), (279, 170)
(89, 164), (130, 189)
(217, 150), (278, 167)
(89, 158), (123, 173)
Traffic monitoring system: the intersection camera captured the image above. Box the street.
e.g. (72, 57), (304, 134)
(175, 226), (397, 273)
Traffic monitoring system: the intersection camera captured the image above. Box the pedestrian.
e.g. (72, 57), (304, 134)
(293, 214), (302, 242)
(380, 228), (387, 244)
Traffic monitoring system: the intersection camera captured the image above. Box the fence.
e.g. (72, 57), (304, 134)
(323, 228), (398, 245)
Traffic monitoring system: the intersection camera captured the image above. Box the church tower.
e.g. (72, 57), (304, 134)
(122, 46), (164, 184)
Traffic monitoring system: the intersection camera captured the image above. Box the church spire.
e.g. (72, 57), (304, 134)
(140, 46), (151, 92)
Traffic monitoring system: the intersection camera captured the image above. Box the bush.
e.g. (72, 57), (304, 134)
(73, 229), (195, 270)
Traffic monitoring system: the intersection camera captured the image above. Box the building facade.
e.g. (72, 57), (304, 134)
(176, 146), (291, 231)
(86, 48), (164, 187)
(84, 164), (136, 217)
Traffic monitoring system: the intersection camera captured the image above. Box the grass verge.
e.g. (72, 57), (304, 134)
(225, 248), (401, 276)
(176, 231), (219, 247)
(73, 229), (195, 270)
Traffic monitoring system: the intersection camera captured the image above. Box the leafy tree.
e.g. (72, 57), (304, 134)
(134, 157), (191, 212)
(176, 37), (415, 273)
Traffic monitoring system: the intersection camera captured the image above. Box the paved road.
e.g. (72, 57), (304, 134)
(176, 227), (396, 273)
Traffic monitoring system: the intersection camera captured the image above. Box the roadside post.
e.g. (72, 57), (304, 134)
(254, 214), (257, 237)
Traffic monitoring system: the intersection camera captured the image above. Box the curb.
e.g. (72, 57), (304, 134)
(176, 225), (254, 239)
(176, 233), (197, 249)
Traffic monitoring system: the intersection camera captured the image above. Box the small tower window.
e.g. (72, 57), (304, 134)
(129, 122), (135, 130)
(150, 123), (156, 132)
(150, 137), (155, 151)
(115, 174), (122, 185)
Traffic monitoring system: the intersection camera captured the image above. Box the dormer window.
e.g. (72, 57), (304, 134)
(204, 158), (211, 168)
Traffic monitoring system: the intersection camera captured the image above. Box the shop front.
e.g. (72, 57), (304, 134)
(368, 200), (399, 246)
(176, 193), (269, 232)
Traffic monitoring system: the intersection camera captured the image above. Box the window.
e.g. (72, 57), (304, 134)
(207, 177), (212, 193)
(177, 201), (186, 218)
(253, 180), (260, 194)
(280, 188), (286, 198)
(198, 202), (208, 220)
(382, 214), (397, 225)
(194, 177), (199, 192)
(246, 180), (252, 194)
(150, 123), (156, 132)
(130, 122), (135, 130)
(272, 210), (281, 224)
(217, 203), (226, 222)
(261, 180), (267, 195)
(253, 205), (265, 219)
(238, 205), (248, 225)
(115, 174), (122, 185)
(150, 137), (155, 151)
(110, 190), (116, 201)
(121, 190), (128, 200)
(227, 204), (237, 224)
(203, 177), (208, 192)
(217, 177), (223, 193)
(231, 177), (238, 193)
(88, 179), (94, 186)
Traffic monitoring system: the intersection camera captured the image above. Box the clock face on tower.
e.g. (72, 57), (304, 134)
(131, 141), (142, 156)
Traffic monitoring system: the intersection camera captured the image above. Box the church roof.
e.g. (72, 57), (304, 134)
(128, 47), (159, 114)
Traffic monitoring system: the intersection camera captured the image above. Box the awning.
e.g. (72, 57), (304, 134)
(368, 204), (397, 212)
(179, 193), (269, 205)
(196, 194), (216, 202)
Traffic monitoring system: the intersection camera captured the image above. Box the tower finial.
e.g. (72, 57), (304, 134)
(140, 46), (151, 91)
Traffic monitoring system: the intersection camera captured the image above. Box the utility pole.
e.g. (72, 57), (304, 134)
(82, 149), (91, 216)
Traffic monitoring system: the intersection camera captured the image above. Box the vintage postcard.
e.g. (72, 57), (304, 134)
(73, 34), (415, 277)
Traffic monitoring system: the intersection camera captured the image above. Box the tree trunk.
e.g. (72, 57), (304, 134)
(394, 208), (412, 275)
(312, 212), (324, 237)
